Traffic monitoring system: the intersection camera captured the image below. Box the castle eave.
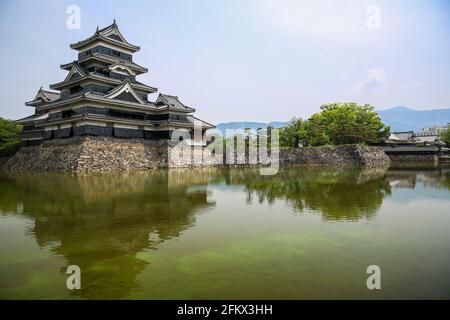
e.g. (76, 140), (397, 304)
(61, 55), (148, 74)
(49, 74), (157, 93)
(16, 113), (47, 124)
(70, 35), (140, 53)
(37, 93), (157, 113)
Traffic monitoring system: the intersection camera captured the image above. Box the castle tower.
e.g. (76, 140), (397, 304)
(17, 21), (213, 146)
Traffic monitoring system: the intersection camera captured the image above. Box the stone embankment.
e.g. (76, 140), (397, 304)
(3, 137), (163, 173)
(2, 137), (390, 172)
(279, 145), (390, 168)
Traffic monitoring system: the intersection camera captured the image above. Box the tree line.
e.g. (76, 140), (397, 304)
(0, 116), (22, 157)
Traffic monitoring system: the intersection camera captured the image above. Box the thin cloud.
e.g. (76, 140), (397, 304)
(353, 66), (386, 91)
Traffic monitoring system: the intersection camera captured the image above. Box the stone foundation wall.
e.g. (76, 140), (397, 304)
(76, 137), (164, 172)
(166, 143), (389, 168)
(2, 137), (389, 172)
(279, 145), (389, 167)
(3, 136), (164, 173)
(166, 141), (222, 167)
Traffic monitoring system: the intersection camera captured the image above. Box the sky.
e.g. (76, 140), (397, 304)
(0, 0), (449, 124)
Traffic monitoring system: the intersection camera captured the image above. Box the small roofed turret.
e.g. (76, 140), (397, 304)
(69, 20), (140, 53)
(156, 94), (195, 112)
(25, 87), (60, 107)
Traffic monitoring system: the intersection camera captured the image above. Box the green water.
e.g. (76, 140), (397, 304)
(0, 166), (449, 300)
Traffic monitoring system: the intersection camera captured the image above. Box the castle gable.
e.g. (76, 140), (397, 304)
(105, 81), (144, 104)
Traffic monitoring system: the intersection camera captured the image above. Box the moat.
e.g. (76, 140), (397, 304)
(0, 166), (449, 299)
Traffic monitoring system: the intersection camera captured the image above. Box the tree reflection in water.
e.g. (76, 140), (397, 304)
(224, 167), (391, 222)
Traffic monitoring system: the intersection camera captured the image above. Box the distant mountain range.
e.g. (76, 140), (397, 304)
(377, 106), (450, 132)
(215, 107), (450, 133)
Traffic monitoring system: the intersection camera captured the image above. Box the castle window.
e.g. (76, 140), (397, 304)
(70, 85), (83, 95)
(62, 110), (73, 118)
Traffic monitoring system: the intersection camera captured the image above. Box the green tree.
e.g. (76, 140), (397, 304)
(279, 103), (390, 147)
(438, 127), (450, 147)
(280, 118), (309, 147)
(308, 103), (390, 146)
(0, 116), (22, 157)
(304, 118), (330, 146)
